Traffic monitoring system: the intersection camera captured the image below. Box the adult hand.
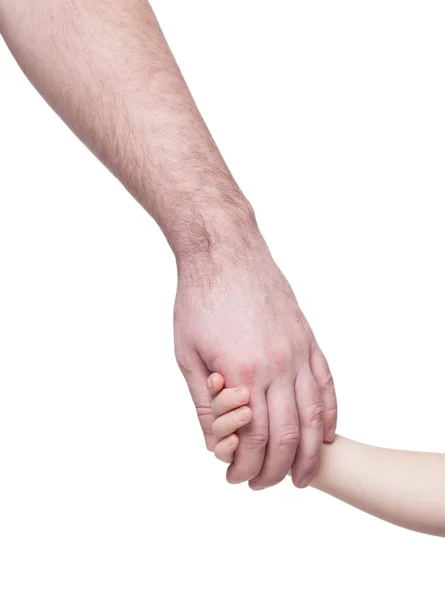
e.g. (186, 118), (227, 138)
(174, 231), (337, 490)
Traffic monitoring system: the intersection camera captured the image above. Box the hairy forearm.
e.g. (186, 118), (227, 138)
(312, 436), (445, 537)
(0, 0), (257, 258)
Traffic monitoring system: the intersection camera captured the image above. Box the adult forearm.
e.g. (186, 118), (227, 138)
(312, 436), (445, 537)
(0, 0), (256, 258)
(2, 1), (337, 490)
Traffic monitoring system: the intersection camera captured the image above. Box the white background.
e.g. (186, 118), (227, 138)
(1, 1), (444, 598)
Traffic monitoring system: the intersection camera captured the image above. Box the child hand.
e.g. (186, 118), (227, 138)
(207, 373), (253, 464)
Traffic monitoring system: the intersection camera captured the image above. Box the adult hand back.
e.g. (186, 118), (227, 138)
(174, 232), (337, 489)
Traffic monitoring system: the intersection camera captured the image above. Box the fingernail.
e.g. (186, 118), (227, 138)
(235, 407), (250, 424)
(251, 485), (265, 491)
(236, 387), (247, 404)
(326, 428), (336, 442)
(207, 374), (217, 391)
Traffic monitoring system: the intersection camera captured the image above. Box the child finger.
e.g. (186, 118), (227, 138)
(214, 434), (239, 463)
(211, 386), (250, 418)
(212, 406), (253, 440)
(207, 373), (225, 395)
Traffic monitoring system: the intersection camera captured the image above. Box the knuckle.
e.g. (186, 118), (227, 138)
(319, 370), (334, 392)
(293, 339), (311, 362)
(234, 358), (262, 385)
(278, 425), (300, 448)
(325, 404), (338, 418)
(243, 428), (268, 449)
(303, 450), (320, 466)
(302, 402), (324, 427)
(269, 349), (290, 378)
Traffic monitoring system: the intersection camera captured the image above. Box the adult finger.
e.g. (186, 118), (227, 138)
(214, 434), (240, 463)
(212, 405), (253, 441)
(311, 346), (337, 442)
(249, 378), (299, 490)
(291, 365), (324, 488)
(211, 387), (250, 418)
(226, 386), (268, 484)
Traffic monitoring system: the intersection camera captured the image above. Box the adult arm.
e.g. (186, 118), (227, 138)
(312, 436), (445, 537)
(0, 0), (337, 488)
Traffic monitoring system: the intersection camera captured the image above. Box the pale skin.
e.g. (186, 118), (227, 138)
(208, 374), (445, 538)
(0, 1), (337, 488)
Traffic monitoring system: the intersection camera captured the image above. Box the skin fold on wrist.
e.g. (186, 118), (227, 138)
(172, 197), (262, 271)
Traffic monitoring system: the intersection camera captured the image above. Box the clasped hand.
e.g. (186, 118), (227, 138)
(174, 239), (337, 490)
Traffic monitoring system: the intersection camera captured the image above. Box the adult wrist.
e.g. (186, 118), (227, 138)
(172, 193), (261, 265)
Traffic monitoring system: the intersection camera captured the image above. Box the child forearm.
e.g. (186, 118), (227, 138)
(311, 436), (445, 537)
(206, 377), (445, 536)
